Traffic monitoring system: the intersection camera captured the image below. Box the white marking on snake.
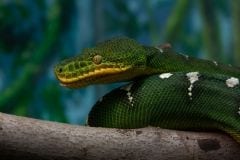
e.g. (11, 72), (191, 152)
(159, 48), (163, 53)
(213, 61), (218, 66)
(155, 46), (164, 53)
(226, 77), (239, 88)
(159, 73), (173, 79)
(127, 92), (133, 104)
(121, 83), (134, 106)
(186, 72), (199, 100)
(99, 97), (103, 102)
(180, 52), (189, 60)
(121, 83), (133, 92)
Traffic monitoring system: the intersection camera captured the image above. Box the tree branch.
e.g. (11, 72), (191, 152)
(0, 112), (239, 160)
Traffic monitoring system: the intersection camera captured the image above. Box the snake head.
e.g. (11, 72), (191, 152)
(54, 37), (148, 88)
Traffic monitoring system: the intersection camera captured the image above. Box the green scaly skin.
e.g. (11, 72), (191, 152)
(54, 37), (240, 143)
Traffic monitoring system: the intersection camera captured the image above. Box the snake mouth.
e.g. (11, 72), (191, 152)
(55, 65), (132, 88)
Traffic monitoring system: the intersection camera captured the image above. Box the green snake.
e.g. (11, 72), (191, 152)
(54, 37), (240, 143)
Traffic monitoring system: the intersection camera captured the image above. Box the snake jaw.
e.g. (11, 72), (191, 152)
(55, 64), (133, 88)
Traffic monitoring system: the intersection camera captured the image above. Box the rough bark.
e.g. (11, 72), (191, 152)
(0, 112), (239, 160)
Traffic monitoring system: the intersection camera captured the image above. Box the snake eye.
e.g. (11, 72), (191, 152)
(93, 55), (102, 65)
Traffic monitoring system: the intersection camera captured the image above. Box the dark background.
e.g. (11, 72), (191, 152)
(0, 0), (239, 125)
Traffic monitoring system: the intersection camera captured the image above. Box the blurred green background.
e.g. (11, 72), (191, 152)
(0, 0), (239, 125)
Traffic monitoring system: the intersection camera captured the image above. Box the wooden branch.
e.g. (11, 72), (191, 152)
(0, 112), (239, 160)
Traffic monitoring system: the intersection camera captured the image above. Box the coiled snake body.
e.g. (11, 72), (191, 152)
(54, 37), (240, 143)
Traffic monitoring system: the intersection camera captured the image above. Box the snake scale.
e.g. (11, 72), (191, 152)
(54, 37), (240, 143)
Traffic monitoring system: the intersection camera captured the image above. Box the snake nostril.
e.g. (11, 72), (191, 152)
(58, 68), (63, 73)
